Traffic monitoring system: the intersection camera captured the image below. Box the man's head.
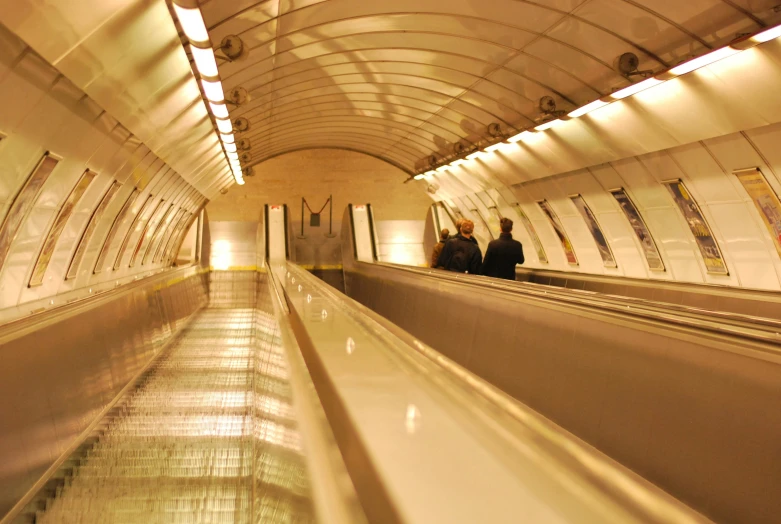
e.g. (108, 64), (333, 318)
(460, 220), (474, 237)
(500, 217), (513, 234)
(455, 218), (464, 233)
(440, 228), (449, 241)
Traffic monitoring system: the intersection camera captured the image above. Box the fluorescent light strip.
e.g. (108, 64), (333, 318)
(173, 4), (210, 44)
(227, 151), (239, 161)
(224, 142), (237, 153)
(220, 133), (234, 144)
(201, 79), (224, 103)
(209, 102), (229, 119)
(436, 165), (449, 172)
(189, 45), (219, 78)
(215, 118), (233, 134)
(425, 170), (436, 176)
(534, 119), (561, 131)
(486, 142), (507, 153)
(507, 131), (534, 143)
(568, 99), (609, 118)
(751, 25), (781, 43)
(610, 78), (663, 99)
(669, 47), (740, 76)
(413, 174), (425, 180)
(451, 159), (466, 167)
(466, 151), (484, 160)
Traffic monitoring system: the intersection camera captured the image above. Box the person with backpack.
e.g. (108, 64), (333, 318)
(430, 228), (449, 268)
(450, 218), (478, 246)
(481, 217), (524, 280)
(437, 220), (482, 274)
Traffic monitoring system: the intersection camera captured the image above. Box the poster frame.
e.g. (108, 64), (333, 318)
(569, 193), (617, 268)
(608, 187), (665, 272)
(537, 199), (578, 266)
(733, 167), (781, 260)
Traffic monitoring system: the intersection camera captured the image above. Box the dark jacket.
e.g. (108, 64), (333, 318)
(430, 241), (445, 268)
(437, 234), (482, 274)
(481, 233), (524, 280)
(449, 233), (478, 245)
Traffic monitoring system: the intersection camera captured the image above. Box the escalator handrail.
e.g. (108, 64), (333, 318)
(362, 262), (781, 354)
(284, 262), (713, 524)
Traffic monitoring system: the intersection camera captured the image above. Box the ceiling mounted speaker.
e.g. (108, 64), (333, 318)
(428, 155), (438, 167)
(539, 96), (557, 114)
(228, 87), (250, 106)
(233, 117), (250, 132)
(220, 35), (249, 61)
(243, 166), (255, 177)
(238, 138), (251, 150)
(240, 152), (252, 163)
(615, 52), (640, 75)
(487, 123), (503, 137)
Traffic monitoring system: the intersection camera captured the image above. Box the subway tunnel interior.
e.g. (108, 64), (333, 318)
(1, 1), (781, 523)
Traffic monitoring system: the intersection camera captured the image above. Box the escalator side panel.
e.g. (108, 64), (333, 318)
(0, 268), (208, 519)
(344, 263), (781, 524)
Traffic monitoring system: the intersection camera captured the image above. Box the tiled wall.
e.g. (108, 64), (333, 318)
(0, 26), (206, 316)
(450, 122), (781, 291)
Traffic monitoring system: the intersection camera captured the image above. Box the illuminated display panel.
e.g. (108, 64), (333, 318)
(29, 170), (97, 286)
(538, 200), (578, 265)
(0, 154), (59, 269)
(570, 195), (616, 268)
(129, 199), (165, 267)
(67, 181), (121, 280)
(94, 188), (139, 274)
(113, 194), (154, 270)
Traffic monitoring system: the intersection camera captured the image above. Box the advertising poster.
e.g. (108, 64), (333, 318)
(67, 182), (122, 280)
(513, 204), (548, 263)
(610, 189), (665, 271)
(538, 200), (578, 265)
(29, 170), (97, 286)
(94, 189), (139, 273)
(570, 195), (617, 268)
(734, 168), (781, 259)
(663, 180), (728, 275)
(0, 154), (59, 269)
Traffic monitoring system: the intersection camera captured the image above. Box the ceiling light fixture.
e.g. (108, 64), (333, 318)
(209, 102), (229, 119)
(668, 47), (740, 76)
(215, 118), (233, 134)
(436, 165), (449, 172)
(201, 79), (225, 103)
(567, 100), (609, 118)
(220, 133), (234, 144)
(172, 4), (210, 43)
(189, 45), (219, 78)
(534, 119), (562, 131)
(410, 22), (781, 179)
(610, 78), (663, 99)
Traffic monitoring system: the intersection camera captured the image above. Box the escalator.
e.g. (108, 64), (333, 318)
(341, 203), (781, 524)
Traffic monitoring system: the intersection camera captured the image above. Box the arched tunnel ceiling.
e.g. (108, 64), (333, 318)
(200, 0), (780, 175)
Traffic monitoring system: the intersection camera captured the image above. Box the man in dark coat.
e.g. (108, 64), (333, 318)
(430, 228), (449, 268)
(437, 220), (482, 274)
(450, 218), (478, 246)
(481, 217), (524, 280)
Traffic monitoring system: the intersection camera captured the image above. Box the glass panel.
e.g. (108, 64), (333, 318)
(512, 204), (547, 264)
(570, 194), (616, 268)
(142, 203), (176, 265)
(94, 188), (139, 274)
(610, 188), (665, 272)
(537, 200), (578, 265)
(0, 154), (59, 269)
(113, 194), (154, 270)
(29, 170), (97, 286)
(734, 168), (781, 260)
(153, 208), (186, 264)
(663, 179), (728, 275)
(67, 181), (121, 280)
(129, 199), (165, 267)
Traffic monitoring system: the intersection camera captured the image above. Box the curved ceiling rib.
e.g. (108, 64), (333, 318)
(199, 0), (771, 174)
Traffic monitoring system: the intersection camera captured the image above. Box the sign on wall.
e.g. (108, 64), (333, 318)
(734, 167), (781, 259)
(512, 204), (548, 264)
(570, 194), (617, 268)
(663, 179), (728, 275)
(538, 200), (578, 265)
(610, 188), (665, 271)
